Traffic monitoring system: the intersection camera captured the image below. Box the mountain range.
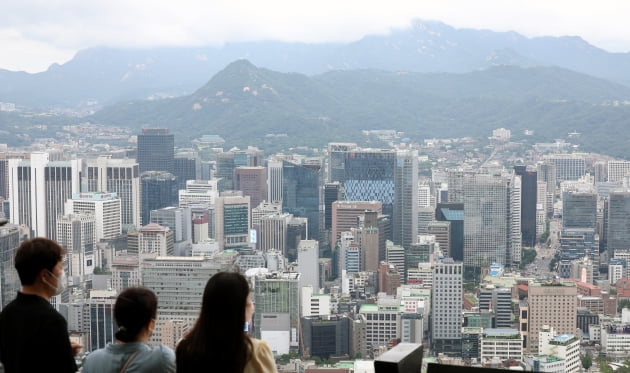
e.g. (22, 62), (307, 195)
(87, 60), (630, 157)
(2, 20), (630, 108)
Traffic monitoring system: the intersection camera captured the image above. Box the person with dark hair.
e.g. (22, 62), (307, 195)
(82, 287), (175, 372)
(0, 238), (80, 372)
(176, 271), (277, 373)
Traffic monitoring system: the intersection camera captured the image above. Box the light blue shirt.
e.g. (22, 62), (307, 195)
(82, 342), (175, 373)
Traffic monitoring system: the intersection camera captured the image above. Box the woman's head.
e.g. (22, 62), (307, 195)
(114, 287), (158, 342)
(200, 272), (251, 327)
(176, 272), (253, 372)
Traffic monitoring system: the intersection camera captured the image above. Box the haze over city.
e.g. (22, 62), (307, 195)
(3, 0), (630, 72)
(3, 1), (630, 372)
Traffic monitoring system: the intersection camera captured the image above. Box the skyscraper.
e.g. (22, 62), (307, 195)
(65, 192), (122, 242)
(431, 258), (463, 355)
(527, 281), (577, 351)
(544, 154), (586, 183)
(0, 223), (20, 309)
(173, 156), (197, 191)
(463, 173), (521, 272)
(56, 213), (96, 279)
(266, 160), (283, 203)
(140, 171), (178, 225)
(607, 190), (630, 254)
(331, 201), (382, 246)
(608, 161), (630, 182)
(142, 256), (222, 347)
(234, 166), (267, 209)
(327, 142), (357, 183)
(514, 165), (537, 247)
(249, 271), (301, 355)
(393, 150), (418, 249)
(342, 149), (395, 220)
(137, 128), (174, 173)
(85, 156), (141, 229)
(282, 160), (320, 240)
(150, 206), (192, 244)
(562, 190), (597, 230)
(215, 193), (251, 251)
(8, 152), (81, 239)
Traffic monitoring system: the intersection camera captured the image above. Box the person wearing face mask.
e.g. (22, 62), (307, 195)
(0, 238), (80, 373)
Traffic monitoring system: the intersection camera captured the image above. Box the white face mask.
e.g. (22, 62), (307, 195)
(44, 269), (67, 295)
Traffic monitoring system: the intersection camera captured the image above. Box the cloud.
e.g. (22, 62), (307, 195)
(2, 0), (630, 72)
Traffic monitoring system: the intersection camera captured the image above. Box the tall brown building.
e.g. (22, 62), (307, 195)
(379, 262), (401, 296)
(331, 201), (382, 246)
(527, 281), (577, 352)
(234, 166), (267, 209)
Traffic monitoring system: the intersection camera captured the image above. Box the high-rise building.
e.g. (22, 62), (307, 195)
(608, 161), (630, 183)
(323, 182), (342, 231)
(0, 223), (21, 309)
(259, 213), (291, 255)
(463, 173), (521, 271)
(85, 156), (141, 228)
(65, 192), (121, 242)
(178, 179), (218, 208)
(137, 128), (174, 173)
(173, 156), (197, 191)
(132, 223), (174, 259)
(527, 281), (577, 351)
(142, 257), (222, 347)
(426, 221), (450, 257)
(418, 184), (432, 208)
(607, 190), (630, 254)
(436, 203), (464, 261)
(249, 271), (301, 355)
(266, 160), (283, 203)
(431, 258), (463, 355)
(141, 171), (178, 225)
(215, 193), (251, 251)
(514, 166), (537, 247)
(8, 152), (81, 239)
(341, 149), (395, 221)
(150, 206), (192, 243)
(282, 160), (320, 240)
(297, 240), (320, 292)
(0, 156), (9, 199)
(57, 214), (96, 279)
(234, 166), (267, 209)
(393, 150), (418, 249)
(327, 142), (357, 183)
(378, 262), (401, 295)
(544, 154), (586, 183)
(331, 201), (382, 246)
(562, 190), (597, 230)
(478, 285), (513, 328)
(301, 315), (350, 359)
(88, 289), (117, 351)
(251, 201), (282, 230)
(537, 161), (556, 215)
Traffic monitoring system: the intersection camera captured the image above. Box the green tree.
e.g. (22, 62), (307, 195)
(520, 248), (537, 269)
(581, 354), (592, 370)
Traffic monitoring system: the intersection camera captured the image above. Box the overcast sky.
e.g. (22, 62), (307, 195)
(3, 0), (630, 73)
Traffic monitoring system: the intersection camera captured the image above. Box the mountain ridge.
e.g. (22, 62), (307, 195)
(85, 60), (630, 157)
(2, 20), (630, 108)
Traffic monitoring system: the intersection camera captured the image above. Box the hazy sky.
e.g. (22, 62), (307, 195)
(2, 0), (630, 73)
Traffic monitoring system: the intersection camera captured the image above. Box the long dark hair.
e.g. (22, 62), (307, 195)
(114, 287), (158, 342)
(176, 272), (253, 372)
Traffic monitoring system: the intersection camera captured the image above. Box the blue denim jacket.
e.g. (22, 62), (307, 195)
(82, 342), (175, 373)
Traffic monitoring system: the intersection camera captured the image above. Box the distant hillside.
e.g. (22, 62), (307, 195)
(88, 60), (630, 157)
(1, 20), (630, 108)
